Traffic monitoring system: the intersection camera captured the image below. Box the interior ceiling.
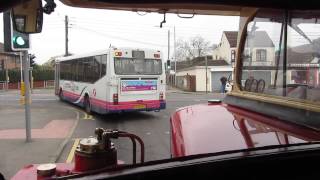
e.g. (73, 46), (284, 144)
(59, 0), (320, 16)
(59, 1), (244, 16)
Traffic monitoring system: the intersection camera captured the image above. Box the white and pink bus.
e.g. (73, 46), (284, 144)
(54, 48), (166, 114)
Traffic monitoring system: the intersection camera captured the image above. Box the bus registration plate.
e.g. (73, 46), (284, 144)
(133, 104), (146, 109)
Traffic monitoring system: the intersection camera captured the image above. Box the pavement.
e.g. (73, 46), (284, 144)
(0, 89), (80, 179)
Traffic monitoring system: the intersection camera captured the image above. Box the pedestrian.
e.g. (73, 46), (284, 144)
(220, 76), (227, 93)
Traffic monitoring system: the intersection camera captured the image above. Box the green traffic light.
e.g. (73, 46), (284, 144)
(16, 36), (25, 46)
(11, 30), (30, 50)
(13, 36), (26, 46)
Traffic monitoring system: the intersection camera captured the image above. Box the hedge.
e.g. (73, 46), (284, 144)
(0, 69), (54, 83)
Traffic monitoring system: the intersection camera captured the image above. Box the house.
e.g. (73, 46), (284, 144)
(173, 57), (231, 92)
(170, 31), (276, 92)
(212, 31), (275, 88)
(0, 43), (20, 71)
(213, 31), (275, 66)
(212, 31), (238, 65)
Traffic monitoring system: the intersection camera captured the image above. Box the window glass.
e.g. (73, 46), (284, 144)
(241, 9), (320, 103)
(71, 60), (77, 81)
(287, 11), (320, 102)
(92, 56), (100, 82)
(60, 61), (72, 80)
(83, 57), (93, 82)
(60, 55), (106, 83)
(100, 54), (107, 77)
(77, 58), (85, 82)
(241, 9), (285, 94)
(114, 57), (162, 75)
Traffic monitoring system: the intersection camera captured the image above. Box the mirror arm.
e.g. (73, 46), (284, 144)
(160, 12), (166, 28)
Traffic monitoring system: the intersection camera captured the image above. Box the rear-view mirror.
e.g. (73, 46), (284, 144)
(11, 0), (43, 33)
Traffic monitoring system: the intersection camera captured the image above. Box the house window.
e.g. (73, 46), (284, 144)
(256, 49), (267, 61)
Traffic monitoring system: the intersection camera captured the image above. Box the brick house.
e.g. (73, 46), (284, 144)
(0, 43), (20, 71)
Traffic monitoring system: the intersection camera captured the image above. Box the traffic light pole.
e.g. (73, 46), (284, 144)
(23, 50), (31, 142)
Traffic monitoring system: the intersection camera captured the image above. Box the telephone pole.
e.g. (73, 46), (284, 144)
(174, 26), (176, 86)
(168, 30), (170, 62)
(65, 15), (69, 56)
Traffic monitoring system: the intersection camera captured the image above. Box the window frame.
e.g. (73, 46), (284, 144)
(256, 49), (267, 62)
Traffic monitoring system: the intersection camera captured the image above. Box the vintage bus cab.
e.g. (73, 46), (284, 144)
(8, 1), (320, 180)
(171, 8), (320, 157)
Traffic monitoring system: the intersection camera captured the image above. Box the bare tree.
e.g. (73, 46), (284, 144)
(175, 35), (214, 61)
(175, 38), (189, 61)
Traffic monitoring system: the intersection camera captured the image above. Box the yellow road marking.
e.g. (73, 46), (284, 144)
(83, 113), (94, 120)
(66, 138), (80, 163)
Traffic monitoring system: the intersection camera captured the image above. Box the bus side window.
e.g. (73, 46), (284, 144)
(101, 54), (107, 77)
(77, 58), (85, 82)
(71, 60), (77, 81)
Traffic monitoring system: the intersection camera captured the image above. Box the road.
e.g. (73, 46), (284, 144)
(57, 91), (225, 163)
(0, 89), (225, 178)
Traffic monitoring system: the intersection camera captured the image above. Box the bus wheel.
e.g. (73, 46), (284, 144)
(84, 96), (92, 114)
(59, 89), (64, 101)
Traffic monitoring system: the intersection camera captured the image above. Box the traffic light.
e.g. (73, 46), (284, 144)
(29, 54), (36, 67)
(12, 30), (30, 50)
(167, 60), (171, 69)
(3, 11), (30, 52)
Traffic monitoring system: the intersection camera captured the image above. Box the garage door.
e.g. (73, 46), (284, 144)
(211, 71), (232, 92)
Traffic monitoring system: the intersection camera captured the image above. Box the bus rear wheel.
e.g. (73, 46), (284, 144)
(84, 96), (92, 114)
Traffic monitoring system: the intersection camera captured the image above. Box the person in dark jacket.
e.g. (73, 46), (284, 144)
(220, 76), (227, 93)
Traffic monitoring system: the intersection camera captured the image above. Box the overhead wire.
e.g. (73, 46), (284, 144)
(72, 24), (168, 47)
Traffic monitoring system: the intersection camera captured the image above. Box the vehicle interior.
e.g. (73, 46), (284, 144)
(2, 0), (320, 179)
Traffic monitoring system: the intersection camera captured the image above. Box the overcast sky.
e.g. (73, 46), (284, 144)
(0, 1), (239, 64)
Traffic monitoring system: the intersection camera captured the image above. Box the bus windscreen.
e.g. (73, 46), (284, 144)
(114, 57), (162, 75)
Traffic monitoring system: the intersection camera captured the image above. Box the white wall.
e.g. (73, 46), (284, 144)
(176, 67), (212, 92)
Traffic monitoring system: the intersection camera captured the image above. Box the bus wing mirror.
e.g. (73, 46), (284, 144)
(11, 0), (43, 33)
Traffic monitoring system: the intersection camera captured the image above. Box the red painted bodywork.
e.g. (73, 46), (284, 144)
(11, 163), (74, 180)
(12, 161), (124, 179)
(170, 102), (320, 157)
(74, 149), (117, 172)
